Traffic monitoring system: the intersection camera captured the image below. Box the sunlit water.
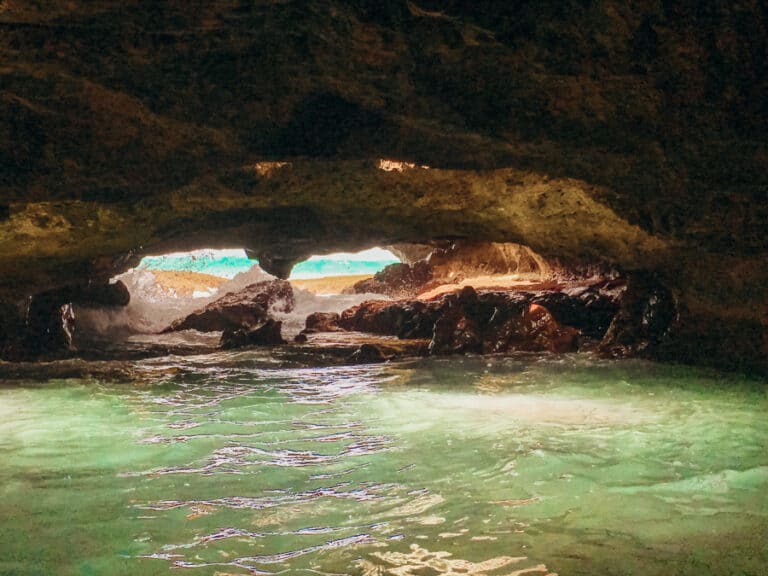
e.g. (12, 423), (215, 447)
(1, 354), (767, 575)
(137, 249), (399, 279)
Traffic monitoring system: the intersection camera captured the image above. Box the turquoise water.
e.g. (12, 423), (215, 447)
(1, 354), (767, 575)
(137, 251), (399, 279)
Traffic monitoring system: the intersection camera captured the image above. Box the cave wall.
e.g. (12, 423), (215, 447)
(1, 0), (766, 371)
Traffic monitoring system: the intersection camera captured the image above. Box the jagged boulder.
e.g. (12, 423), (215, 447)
(74, 281), (131, 308)
(23, 293), (76, 357)
(338, 299), (441, 338)
(349, 261), (433, 298)
(303, 312), (344, 333)
(347, 343), (390, 364)
(531, 280), (626, 340)
(599, 273), (677, 358)
(14, 281), (131, 358)
(338, 285), (584, 356)
(220, 319), (286, 349)
(428, 287), (579, 355)
(163, 280), (294, 333)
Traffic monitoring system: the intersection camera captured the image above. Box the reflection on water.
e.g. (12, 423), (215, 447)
(0, 354), (767, 575)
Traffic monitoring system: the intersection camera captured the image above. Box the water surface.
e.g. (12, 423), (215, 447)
(1, 354), (766, 575)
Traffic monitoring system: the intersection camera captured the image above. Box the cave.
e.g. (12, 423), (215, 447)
(1, 2), (767, 574)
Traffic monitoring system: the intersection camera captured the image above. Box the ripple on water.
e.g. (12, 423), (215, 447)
(0, 355), (766, 575)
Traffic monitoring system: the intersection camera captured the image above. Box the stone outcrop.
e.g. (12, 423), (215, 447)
(220, 319), (286, 349)
(0, 1), (766, 371)
(531, 281), (625, 340)
(303, 312), (344, 333)
(0, 281), (131, 359)
(335, 286), (603, 356)
(599, 272), (677, 359)
(348, 343), (391, 364)
(163, 280), (294, 333)
(339, 299), (439, 339)
(349, 261), (434, 298)
(0, 300), (25, 360)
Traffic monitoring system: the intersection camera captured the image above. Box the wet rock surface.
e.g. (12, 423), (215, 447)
(531, 280), (625, 340)
(350, 261), (434, 298)
(599, 272), (677, 359)
(0, 300), (25, 360)
(220, 319), (286, 350)
(303, 312), (344, 333)
(347, 343), (391, 364)
(163, 280), (294, 334)
(0, 281), (132, 359)
(335, 285), (607, 357)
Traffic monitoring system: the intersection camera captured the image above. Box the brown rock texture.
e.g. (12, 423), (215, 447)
(163, 280), (294, 333)
(304, 312), (344, 333)
(0, 1), (766, 370)
(220, 319), (286, 349)
(350, 261), (434, 298)
(337, 286), (601, 356)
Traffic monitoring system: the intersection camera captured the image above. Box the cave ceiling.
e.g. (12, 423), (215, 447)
(0, 0), (765, 335)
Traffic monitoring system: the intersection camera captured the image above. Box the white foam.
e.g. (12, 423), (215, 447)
(76, 263), (387, 340)
(303, 247), (397, 262)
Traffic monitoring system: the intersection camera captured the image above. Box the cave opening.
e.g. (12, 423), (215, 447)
(68, 246), (406, 355)
(30, 239), (669, 367)
(2, 2), (766, 572)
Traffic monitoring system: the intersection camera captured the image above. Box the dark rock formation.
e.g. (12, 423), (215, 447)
(1, 281), (131, 358)
(348, 343), (390, 364)
(428, 287), (579, 355)
(220, 319), (286, 349)
(304, 312), (344, 333)
(599, 272), (677, 359)
(23, 294), (76, 357)
(0, 300), (25, 360)
(338, 286), (589, 356)
(163, 280), (294, 333)
(74, 281), (131, 308)
(0, 1), (766, 371)
(350, 261), (434, 297)
(532, 281), (625, 340)
(339, 299), (439, 339)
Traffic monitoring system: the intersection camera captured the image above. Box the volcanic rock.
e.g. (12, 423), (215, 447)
(350, 261), (434, 298)
(163, 280), (294, 333)
(531, 280), (625, 340)
(14, 281), (132, 358)
(339, 286), (584, 356)
(303, 312), (343, 333)
(24, 293), (76, 357)
(599, 272), (677, 358)
(75, 281), (131, 308)
(0, 300), (24, 360)
(220, 319), (286, 349)
(348, 343), (390, 364)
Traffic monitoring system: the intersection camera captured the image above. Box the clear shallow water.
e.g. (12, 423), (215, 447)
(137, 249), (399, 279)
(1, 355), (767, 576)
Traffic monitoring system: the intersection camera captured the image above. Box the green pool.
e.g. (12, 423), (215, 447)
(1, 354), (766, 575)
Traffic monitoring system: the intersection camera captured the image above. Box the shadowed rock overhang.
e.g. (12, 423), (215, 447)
(0, 0), (766, 370)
